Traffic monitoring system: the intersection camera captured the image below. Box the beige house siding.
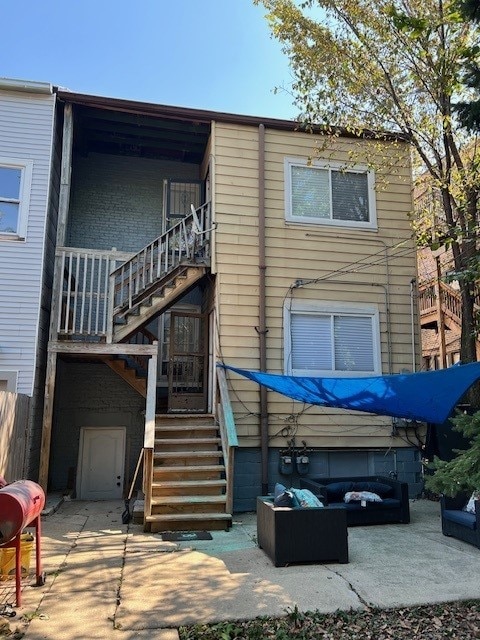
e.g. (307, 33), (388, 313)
(214, 122), (421, 450)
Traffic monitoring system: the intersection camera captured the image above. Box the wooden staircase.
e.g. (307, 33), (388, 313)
(144, 415), (232, 532)
(110, 204), (211, 343)
(102, 356), (147, 397)
(113, 265), (207, 342)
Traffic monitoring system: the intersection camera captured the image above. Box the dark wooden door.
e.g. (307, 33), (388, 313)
(168, 311), (207, 412)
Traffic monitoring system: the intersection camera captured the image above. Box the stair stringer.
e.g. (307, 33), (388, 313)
(113, 265), (207, 343)
(102, 357), (147, 397)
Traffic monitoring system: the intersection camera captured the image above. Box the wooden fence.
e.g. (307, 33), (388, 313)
(0, 391), (30, 482)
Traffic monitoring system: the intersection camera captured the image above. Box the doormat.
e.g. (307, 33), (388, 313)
(161, 531), (213, 542)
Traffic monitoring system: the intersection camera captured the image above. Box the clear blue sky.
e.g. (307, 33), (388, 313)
(2, 0), (297, 119)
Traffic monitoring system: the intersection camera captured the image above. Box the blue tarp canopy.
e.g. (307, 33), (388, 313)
(220, 363), (480, 424)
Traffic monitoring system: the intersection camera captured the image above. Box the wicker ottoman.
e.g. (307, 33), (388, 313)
(256, 497), (349, 567)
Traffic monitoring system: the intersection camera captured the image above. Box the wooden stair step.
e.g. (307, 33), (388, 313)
(153, 464), (225, 474)
(154, 451), (223, 459)
(155, 424), (217, 432)
(154, 437), (221, 446)
(145, 512), (232, 523)
(146, 514), (232, 532)
(151, 495), (226, 506)
(152, 479), (226, 489)
(155, 413), (215, 427)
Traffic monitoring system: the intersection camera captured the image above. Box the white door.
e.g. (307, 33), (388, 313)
(77, 427), (126, 500)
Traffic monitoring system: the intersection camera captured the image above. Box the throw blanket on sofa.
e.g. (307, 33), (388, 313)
(219, 362), (480, 424)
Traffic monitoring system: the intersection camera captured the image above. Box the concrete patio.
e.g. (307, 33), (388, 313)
(0, 498), (479, 640)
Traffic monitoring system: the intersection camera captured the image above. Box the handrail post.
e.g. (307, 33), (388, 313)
(144, 343), (158, 449)
(143, 345), (157, 529)
(106, 258), (116, 344)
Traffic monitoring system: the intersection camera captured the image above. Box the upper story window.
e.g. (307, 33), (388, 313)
(284, 157), (377, 229)
(0, 158), (33, 240)
(284, 300), (381, 377)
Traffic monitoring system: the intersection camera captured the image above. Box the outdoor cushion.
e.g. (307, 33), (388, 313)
(290, 488), (324, 508)
(273, 483), (295, 507)
(325, 481), (355, 499)
(344, 491), (382, 503)
(273, 484), (324, 508)
(329, 498), (401, 511)
(463, 492), (479, 514)
(353, 481), (393, 497)
(443, 509), (477, 530)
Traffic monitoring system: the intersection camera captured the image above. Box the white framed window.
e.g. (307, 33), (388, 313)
(0, 158), (33, 239)
(284, 300), (381, 376)
(284, 157), (377, 229)
(0, 371), (18, 393)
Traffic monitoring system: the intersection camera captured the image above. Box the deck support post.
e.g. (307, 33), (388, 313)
(38, 350), (57, 490)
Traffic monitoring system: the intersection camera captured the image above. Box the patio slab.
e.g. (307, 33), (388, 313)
(3, 498), (478, 640)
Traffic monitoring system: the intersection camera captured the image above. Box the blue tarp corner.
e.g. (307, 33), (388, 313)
(218, 362), (480, 424)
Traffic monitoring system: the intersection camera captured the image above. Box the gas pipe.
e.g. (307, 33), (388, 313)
(0, 481), (45, 545)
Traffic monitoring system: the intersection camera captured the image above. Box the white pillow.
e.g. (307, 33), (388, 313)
(344, 490), (382, 503)
(464, 492), (479, 514)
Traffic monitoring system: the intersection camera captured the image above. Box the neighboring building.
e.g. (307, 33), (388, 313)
(28, 88), (423, 529)
(0, 78), (58, 478)
(415, 177), (480, 370)
(417, 246), (464, 369)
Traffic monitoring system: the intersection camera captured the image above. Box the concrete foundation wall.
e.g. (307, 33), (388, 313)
(233, 447), (423, 512)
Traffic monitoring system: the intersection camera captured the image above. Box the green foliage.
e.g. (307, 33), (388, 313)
(256, 0), (480, 367)
(425, 410), (480, 496)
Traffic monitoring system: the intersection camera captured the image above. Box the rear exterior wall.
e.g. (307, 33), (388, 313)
(66, 153), (200, 252)
(213, 122), (423, 458)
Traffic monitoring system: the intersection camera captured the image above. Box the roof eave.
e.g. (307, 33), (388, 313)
(56, 89), (409, 142)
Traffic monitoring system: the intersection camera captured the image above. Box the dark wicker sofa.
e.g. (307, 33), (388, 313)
(256, 496), (348, 566)
(440, 493), (480, 549)
(300, 475), (410, 526)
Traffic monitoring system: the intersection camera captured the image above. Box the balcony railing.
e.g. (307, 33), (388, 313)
(54, 247), (133, 340)
(52, 203), (212, 342)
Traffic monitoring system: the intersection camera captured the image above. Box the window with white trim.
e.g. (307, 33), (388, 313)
(284, 157), (376, 229)
(0, 158), (33, 239)
(284, 301), (381, 376)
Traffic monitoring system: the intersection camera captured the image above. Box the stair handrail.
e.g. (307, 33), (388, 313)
(109, 202), (211, 320)
(216, 366), (238, 515)
(419, 278), (480, 327)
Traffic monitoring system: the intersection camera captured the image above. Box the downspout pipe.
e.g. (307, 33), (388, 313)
(410, 278), (417, 372)
(258, 124), (269, 495)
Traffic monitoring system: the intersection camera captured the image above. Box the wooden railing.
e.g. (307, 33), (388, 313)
(216, 366), (238, 515)
(110, 203), (211, 316)
(126, 327), (157, 375)
(418, 283), (436, 315)
(52, 203), (211, 342)
(440, 282), (462, 321)
(55, 247), (133, 339)
(418, 279), (480, 326)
